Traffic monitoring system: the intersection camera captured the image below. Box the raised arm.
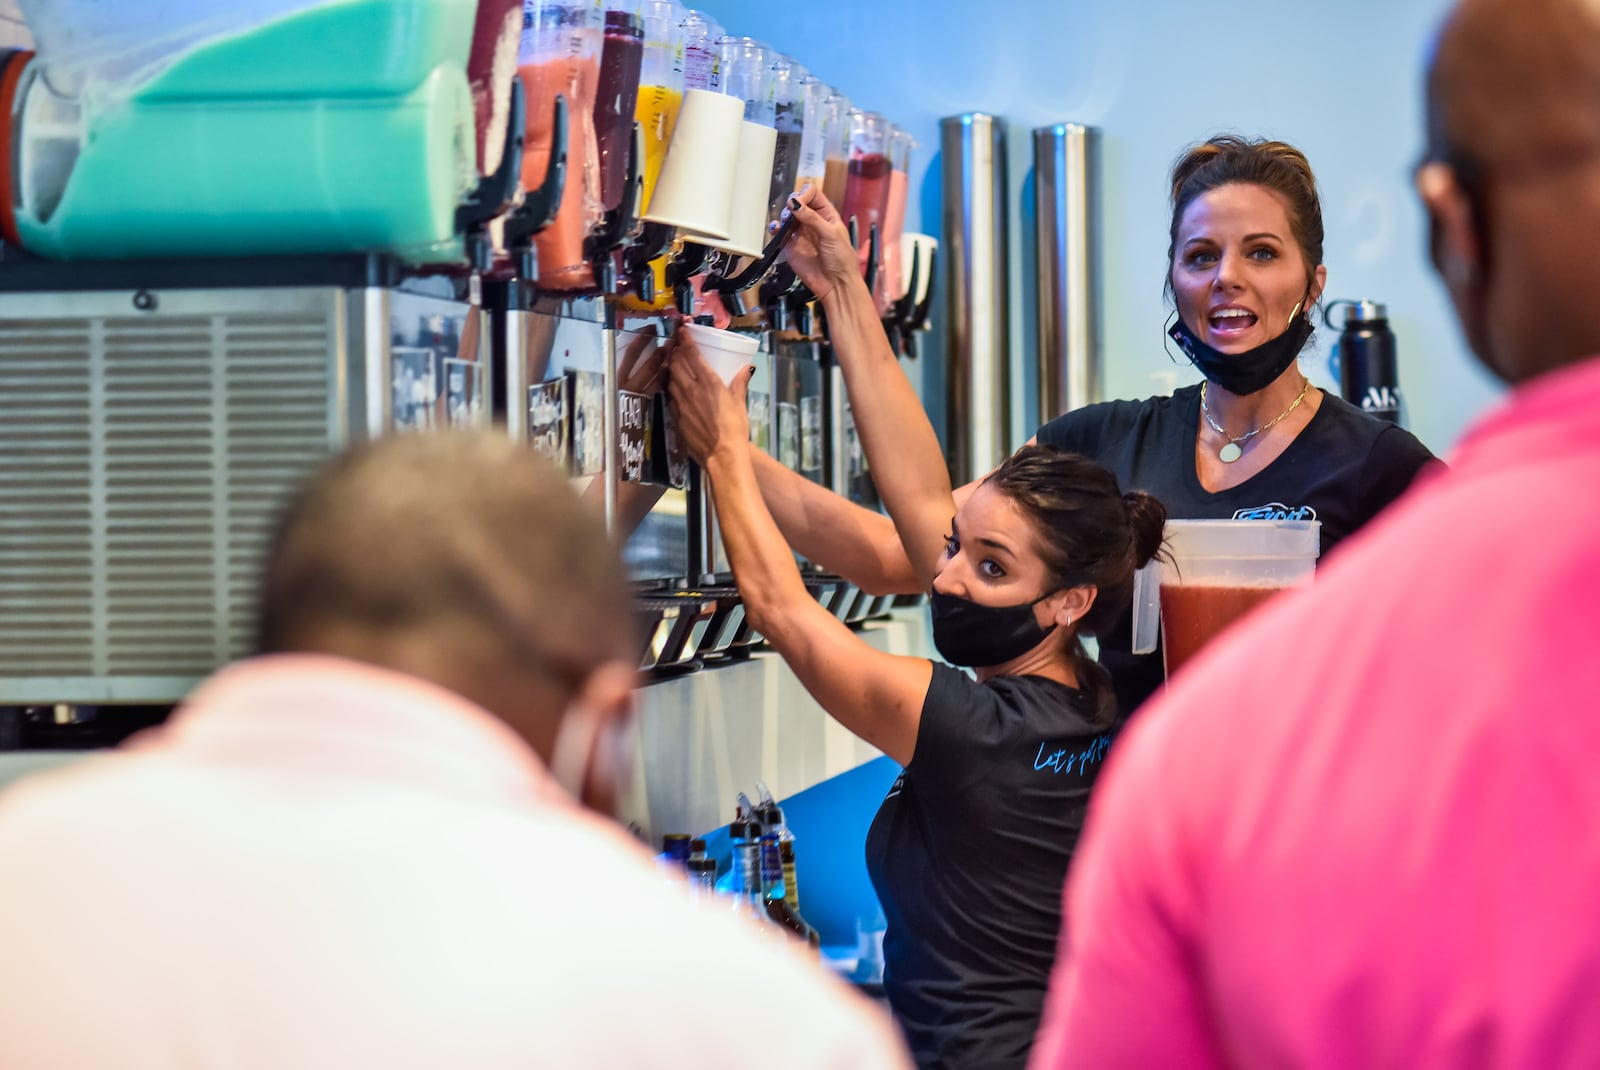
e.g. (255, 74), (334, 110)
(746, 447), (919, 595)
(780, 188), (957, 591)
(667, 337), (931, 765)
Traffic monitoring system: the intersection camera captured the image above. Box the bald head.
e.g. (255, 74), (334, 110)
(257, 431), (635, 749)
(1429, 0), (1600, 171)
(1421, 0), (1600, 382)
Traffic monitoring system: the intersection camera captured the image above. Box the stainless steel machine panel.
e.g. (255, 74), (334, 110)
(0, 284), (474, 704)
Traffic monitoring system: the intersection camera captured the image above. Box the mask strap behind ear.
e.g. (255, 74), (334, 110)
(548, 705), (603, 800)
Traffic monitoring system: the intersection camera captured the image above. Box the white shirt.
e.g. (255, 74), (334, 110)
(0, 655), (910, 1069)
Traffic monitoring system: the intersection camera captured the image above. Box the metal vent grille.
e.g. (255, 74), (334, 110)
(0, 293), (342, 702)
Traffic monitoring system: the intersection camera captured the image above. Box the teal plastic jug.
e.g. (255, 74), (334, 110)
(9, 0), (478, 261)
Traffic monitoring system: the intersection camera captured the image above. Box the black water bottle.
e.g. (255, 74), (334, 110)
(1326, 300), (1401, 423)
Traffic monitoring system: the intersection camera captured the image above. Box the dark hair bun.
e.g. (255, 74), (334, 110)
(1123, 491), (1168, 568)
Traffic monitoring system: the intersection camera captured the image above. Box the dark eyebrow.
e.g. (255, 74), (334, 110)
(975, 535), (1015, 556)
(951, 515), (1013, 556)
(1184, 232), (1284, 247)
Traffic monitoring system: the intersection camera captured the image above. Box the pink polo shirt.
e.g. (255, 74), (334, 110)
(0, 655), (909, 1070)
(1030, 356), (1600, 1069)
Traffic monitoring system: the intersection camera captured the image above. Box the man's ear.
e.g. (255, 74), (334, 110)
(1416, 161), (1482, 286)
(567, 659), (638, 815)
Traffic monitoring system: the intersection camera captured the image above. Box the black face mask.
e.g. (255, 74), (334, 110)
(1168, 306), (1315, 396)
(929, 590), (1058, 668)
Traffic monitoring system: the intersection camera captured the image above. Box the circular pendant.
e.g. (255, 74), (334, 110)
(1218, 442), (1244, 464)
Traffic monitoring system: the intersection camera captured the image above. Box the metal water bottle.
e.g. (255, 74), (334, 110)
(1326, 300), (1401, 423)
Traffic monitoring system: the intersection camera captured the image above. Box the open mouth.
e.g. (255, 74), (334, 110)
(1208, 307), (1258, 336)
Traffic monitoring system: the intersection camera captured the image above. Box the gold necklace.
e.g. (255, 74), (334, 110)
(1200, 378), (1313, 464)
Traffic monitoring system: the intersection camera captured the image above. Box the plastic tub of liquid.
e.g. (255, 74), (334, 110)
(1158, 519), (1320, 678)
(8, 0), (477, 261)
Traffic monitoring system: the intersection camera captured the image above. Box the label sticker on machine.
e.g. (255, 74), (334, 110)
(444, 358), (486, 429)
(777, 401), (801, 471)
(392, 347), (440, 432)
(618, 389), (652, 484)
(658, 396), (690, 489)
(800, 395), (823, 475)
(748, 390), (772, 453)
(528, 377), (572, 471)
(571, 370), (608, 477)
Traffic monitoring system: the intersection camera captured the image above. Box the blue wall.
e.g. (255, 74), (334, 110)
(700, 755), (900, 948)
(696, 0), (1498, 456)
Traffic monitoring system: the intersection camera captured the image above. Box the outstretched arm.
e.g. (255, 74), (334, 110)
(746, 447), (920, 595)
(667, 337), (931, 765)
(780, 188), (957, 590)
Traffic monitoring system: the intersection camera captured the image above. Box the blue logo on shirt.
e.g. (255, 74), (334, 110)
(1034, 735), (1112, 777)
(1233, 503), (1318, 521)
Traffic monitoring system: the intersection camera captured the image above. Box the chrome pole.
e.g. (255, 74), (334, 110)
(1033, 123), (1101, 421)
(940, 113), (1009, 484)
(601, 301), (619, 533)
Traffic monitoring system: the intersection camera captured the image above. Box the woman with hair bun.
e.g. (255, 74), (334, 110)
(771, 135), (1438, 718)
(668, 342), (1166, 1070)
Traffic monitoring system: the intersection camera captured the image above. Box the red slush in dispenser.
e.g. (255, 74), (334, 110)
(519, 0), (603, 289)
(841, 109), (891, 282)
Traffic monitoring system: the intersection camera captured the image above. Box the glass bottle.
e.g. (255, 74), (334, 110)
(661, 833), (693, 865)
(760, 833), (818, 948)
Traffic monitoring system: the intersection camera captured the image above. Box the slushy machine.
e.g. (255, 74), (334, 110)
(0, 0), (936, 716)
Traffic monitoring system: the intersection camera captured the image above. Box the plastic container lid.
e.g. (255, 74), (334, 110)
(1158, 519), (1321, 588)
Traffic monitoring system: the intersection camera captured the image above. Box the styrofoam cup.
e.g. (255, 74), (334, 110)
(642, 88), (742, 240)
(682, 322), (760, 385)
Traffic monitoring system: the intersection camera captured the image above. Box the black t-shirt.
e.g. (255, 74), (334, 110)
(1036, 383), (1438, 716)
(865, 662), (1116, 1070)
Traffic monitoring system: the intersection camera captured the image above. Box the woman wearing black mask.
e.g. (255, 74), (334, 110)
(765, 135), (1437, 718)
(666, 335), (1164, 1070)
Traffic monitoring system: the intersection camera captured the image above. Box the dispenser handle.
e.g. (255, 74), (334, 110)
(457, 76), (527, 233)
(703, 211), (803, 294)
(862, 222), (881, 297)
(506, 94), (569, 246)
(891, 243), (922, 323)
(587, 120), (646, 268)
(667, 241), (713, 315)
(907, 245), (939, 332)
